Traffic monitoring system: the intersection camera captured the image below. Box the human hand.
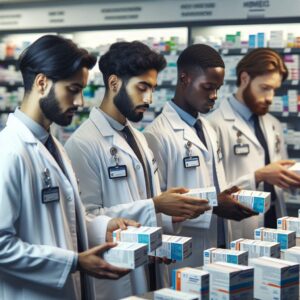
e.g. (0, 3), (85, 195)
(106, 218), (140, 242)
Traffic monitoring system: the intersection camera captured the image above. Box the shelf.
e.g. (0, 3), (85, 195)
(287, 146), (300, 158)
(271, 112), (300, 118)
(225, 79), (300, 89)
(0, 82), (23, 88)
(220, 48), (300, 56)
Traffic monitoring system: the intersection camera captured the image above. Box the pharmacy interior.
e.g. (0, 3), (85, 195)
(1, 0), (300, 299)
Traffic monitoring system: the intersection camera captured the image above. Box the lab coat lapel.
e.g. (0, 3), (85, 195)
(221, 98), (261, 148)
(89, 107), (140, 163)
(163, 102), (208, 154)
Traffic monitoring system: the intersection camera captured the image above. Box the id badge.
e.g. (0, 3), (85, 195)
(42, 187), (60, 203)
(108, 165), (127, 179)
(217, 148), (223, 162)
(183, 156), (200, 168)
(234, 144), (250, 155)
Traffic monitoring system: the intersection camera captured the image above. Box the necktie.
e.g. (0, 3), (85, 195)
(121, 125), (156, 290)
(45, 134), (87, 299)
(122, 126), (152, 198)
(252, 115), (276, 228)
(194, 119), (207, 149)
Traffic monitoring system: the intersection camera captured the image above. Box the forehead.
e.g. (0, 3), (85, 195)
(191, 67), (225, 83)
(126, 69), (158, 86)
(251, 72), (282, 87)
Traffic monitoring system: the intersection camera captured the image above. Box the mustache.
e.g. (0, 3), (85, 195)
(135, 104), (150, 110)
(65, 107), (78, 113)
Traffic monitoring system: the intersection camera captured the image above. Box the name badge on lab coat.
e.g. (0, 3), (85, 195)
(234, 144), (250, 156)
(108, 165), (127, 179)
(42, 187), (60, 203)
(183, 156), (200, 168)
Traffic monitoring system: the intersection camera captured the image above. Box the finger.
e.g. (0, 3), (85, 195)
(101, 261), (131, 274)
(172, 216), (187, 223)
(123, 219), (141, 228)
(167, 187), (189, 194)
(93, 242), (118, 254)
(277, 179), (290, 189)
(95, 269), (129, 279)
(181, 196), (209, 205)
(282, 170), (300, 184)
(116, 219), (127, 230)
(236, 203), (258, 215)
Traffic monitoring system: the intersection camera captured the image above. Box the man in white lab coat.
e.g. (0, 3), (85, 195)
(65, 41), (210, 299)
(144, 44), (257, 269)
(209, 48), (300, 240)
(0, 35), (139, 300)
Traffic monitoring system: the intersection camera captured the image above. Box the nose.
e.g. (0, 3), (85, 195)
(209, 89), (218, 101)
(143, 90), (153, 105)
(73, 93), (84, 107)
(265, 89), (275, 105)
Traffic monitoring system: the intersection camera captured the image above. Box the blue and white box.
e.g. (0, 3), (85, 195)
(254, 227), (296, 250)
(154, 288), (198, 300)
(203, 247), (248, 265)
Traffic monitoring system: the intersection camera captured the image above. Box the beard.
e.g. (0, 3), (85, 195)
(113, 84), (149, 122)
(243, 82), (269, 116)
(39, 85), (77, 126)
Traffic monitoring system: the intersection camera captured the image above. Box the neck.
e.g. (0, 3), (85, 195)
(173, 92), (198, 118)
(20, 94), (51, 130)
(234, 88), (246, 105)
(100, 93), (126, 125)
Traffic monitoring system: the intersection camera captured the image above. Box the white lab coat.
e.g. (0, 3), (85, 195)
(65, 107), (173, 300)
(144, 102), (231, 269)
(208, 97), (287, 240)
(0, 114), (111, 300)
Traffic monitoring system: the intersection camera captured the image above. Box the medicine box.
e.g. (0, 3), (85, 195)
(172, 267), (209, 300)
(204, 262), (254, 300)
(289, 162), (300, 175)
(154, 288), (198, 300)
(254, 227), (296, 250)
(103, 242), (148, 269)
(184, 187), (218, 207)
(113, 226), (162, 253)
(277, 216), (300, 237)
(231, 238), (280, 259)
(155, 234), (192, 261)
(203, 247), (248, 265)
(231, 190), (270, 213)
(250, 256), (299, 300)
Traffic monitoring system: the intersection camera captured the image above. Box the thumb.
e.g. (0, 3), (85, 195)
(167, 187), (189, 194)
(224, 186), (240, 194)
(92, 242), (117, 255)
(278, 160), (296, 166)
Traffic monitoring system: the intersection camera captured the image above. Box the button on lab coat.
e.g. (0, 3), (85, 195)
(208, 98), (287, 240)
(144, 102), (231, 268)
(0, 114), (111, 300)
(65, 107), (174, 300)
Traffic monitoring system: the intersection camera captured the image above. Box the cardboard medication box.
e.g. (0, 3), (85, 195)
(155, 234), (192, 261)
(172, 267), (209, 300)
(289, 162), (300, 175)
(203, 247), (248, 265)
(154, 288), (198, 300)
(278, 216), (300, 237)
(113, 226), (162, 253)
(204, 262), (254, 300)
(254, 227), (296, 250)
(103, 242), (148, 269)
(250, 256), (299, 300)
(184, 187), (218, 207)
(231, 190), (270, 213)
(231, 238), (280, 259)
(121, 297), (146, 300)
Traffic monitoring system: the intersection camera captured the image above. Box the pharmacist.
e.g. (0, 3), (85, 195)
(0, 35), (138, 300)
(209, 48), (300, 240)
(65, 41), (210, 300)
(144, 44), (257, 269)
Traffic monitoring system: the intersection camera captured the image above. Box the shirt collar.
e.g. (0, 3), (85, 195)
(169, 100), (198, 127)
(228, 94), (253, 122)
(98, 108), (126, 131)
(14, 107), (49, 144)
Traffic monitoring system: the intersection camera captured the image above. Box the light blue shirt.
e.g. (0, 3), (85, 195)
(228, 95), (255, 132)
(169, 100), (197, 127)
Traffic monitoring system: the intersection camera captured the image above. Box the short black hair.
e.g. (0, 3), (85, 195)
(18, 35), (97, 92)
(177, 44), (225, 75)
(99, 41), (166, 88)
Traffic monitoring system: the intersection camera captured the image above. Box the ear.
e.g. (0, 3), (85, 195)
(108, 75), (121, 93)
(179, 72), (190, 87)
(240, 71), (250, 88)
(34, 73), (51, 96)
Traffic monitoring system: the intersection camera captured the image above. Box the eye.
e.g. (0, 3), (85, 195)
(137, 84), (148, 92)
(68, 87), (81, 94)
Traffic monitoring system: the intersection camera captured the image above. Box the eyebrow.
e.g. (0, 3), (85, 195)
(139, 81), (158, 89)
(70, 83), (84, 89)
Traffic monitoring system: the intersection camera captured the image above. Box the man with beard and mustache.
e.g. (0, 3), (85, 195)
(144, 44), (257, 273)
(209, 48), (300, 241)
(65, 41), (211, 300)
(0, 35), (143, 300)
